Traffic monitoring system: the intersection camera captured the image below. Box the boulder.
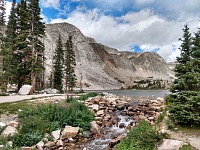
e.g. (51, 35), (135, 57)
(7, 84), (17, 92)
(56, 140), (63, 147)
(0, 145), (4, 150)
(116, 104), (125, 110)
(119, 123), (125, 128)
(0, 122), (6, 128)
(18, 85), (32, 95)
(44, 88), (59, 94)
(1, 126), (18, 136)
(158, 139), (185, 150)
(109, 133), (127, 148)
(61, 126), (79, 139)
(36, 141), (44, 150)
(44, 141), (56, 149)
(96, 110), (104, 116)
(103, 120), (112, 127)
(51, 129), (61, 140)
(90, 121), (100, 133)
(90, 96), (102, 104)
(8, 121), (19, 128)
(139, 115), (146, 120)
(89, 104), (99, 111)
(82, 131), (92, 138)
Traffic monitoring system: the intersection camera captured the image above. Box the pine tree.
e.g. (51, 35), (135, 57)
(53, 34), (64, 92)
(190, 24), (200, 90)
(64, 36), (76, 93)
(0, 0), (5, 75)
(14, 0), (31, 91)
(2, 0), (18, 84)
(28, 0), (45, 94)
(169, 23), (200, 126)
(0, 0), (6, 45)
(170, 24), (192, 92)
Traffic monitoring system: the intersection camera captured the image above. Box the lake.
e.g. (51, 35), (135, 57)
(87, 89), (170, 98)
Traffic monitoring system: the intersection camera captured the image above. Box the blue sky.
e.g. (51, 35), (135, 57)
(5, 0), (200, 61)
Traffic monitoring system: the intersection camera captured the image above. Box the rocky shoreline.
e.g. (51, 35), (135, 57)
(0, 93), (165, 150)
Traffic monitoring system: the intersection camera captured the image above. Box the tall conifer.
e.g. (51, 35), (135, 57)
(53, 34), (64, 92)
(14, 0), (31, 91)
(64, 36), (76, 92)
(169, 23), (200, 126)
(28, 0), (45, 94)
(2, 0), (18, 84)
(171, 24), (192, 92)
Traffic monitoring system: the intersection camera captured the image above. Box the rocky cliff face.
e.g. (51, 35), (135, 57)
(44, 23), (175, 90)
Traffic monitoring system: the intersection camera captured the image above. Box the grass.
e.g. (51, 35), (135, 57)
(180, 144), (197, 150)
(9, 100), (94, 147)
(76, 92), (100, 101)
(156, 109), (167, 125)
(0, 92), (98, 148)
(0, 100), (36, 115)
(117, 121), (164, 150)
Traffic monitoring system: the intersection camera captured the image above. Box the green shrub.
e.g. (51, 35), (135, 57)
(179, 144), (196, 150)
(166, 119), (174, 130)
(156, 109), (167, 124)
(165, 94), (176, 105)
(76, 92), (99, 101)
(0, 93), (9, 96)
(12, 131), (42, 147)
(12, 100), (94, 147)
(117, 121), (163, 150)
(169, 91), (200, 126)
(19, 101), (94, 131)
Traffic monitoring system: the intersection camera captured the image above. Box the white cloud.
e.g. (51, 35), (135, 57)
(51, 9), (180, 60)
(41, 13), (49, 23)
(50, 8), (199, 61)
(134, 0), (155, 6)
(50, 18), (67, 23)
(40, 0), (60, 9)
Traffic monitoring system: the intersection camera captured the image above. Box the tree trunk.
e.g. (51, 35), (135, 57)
(17, 75), (24, 92)
(30, 71), (36, 94)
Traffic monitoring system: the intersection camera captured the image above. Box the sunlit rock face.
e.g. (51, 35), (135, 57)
(44, 23), (175, 90)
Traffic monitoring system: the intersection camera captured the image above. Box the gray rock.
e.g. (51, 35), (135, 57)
(89, 104), (99, 111)
(44, 88), (59, 94)
(158, 139), (185, 150)
(96, 110), (104, 116)
(56, 140), (63, 147)
(0, 122), (6, 128)
(61, 126), (79, 139)
(36, 141), (44, 150)
(51, 129), (61, 140)
(18, 85), (32, 95)
(1, 126), (18, 136)
(139, 115), (146, 120)
(90, 121), (100, 133)
(109, 133), (127, 148)
(0, 145), (4, 150)
(82, 131), (92, 138)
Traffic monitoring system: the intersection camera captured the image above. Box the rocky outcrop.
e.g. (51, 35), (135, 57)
(44, 23), (175, 90)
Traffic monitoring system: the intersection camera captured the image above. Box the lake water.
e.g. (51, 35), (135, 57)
(87, 90), (170, 98)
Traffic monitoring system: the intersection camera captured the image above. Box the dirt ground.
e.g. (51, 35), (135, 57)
(159, 115), (200, 150)
(170, 129), (200, 150)
(0, 94), (64, 103)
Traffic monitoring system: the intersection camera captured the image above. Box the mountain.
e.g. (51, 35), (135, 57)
(44, 23), (175, 90)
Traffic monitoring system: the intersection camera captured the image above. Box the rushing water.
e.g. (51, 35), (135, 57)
(87, 89), (170, 98)
(85, 90), (170, 149)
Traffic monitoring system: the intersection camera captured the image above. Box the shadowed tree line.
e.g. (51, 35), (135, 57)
(0, 0), (76, 94)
